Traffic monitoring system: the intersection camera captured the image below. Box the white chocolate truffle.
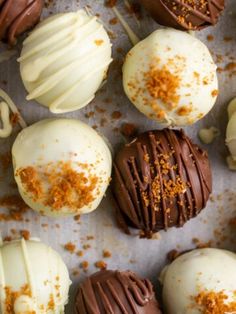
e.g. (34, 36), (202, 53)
(12, 119), (112, 217)
(0, 238), (71, 313)
(226, 98), (236, 160)
(160, 248), (236, 314)
(18, 10), (112, 113)
(123, 29), (218, 126)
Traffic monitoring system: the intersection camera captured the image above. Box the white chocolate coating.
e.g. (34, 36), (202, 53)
(160, 248), (236, 314)
(123, 29), (218, 126)
(18, 10), (112, 113)
(0, 239), (71, 313)
(226, 98), (236, 160)
(12, 119), (112, 217)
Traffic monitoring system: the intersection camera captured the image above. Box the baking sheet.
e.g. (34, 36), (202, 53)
(0, 0), (236, 312)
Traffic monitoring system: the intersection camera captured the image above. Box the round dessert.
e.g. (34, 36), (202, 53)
(113, 128), (212, 238)
(123, 28), (218, 126)
(18, 10), (112, 113)
(74, 269), (162, 313)
(160, 248), (236, 313)
(0, 238), (71, 313)
(138, 0), (225, 31)
(12, 118), (112, 217)
(0, 0), (43, 46)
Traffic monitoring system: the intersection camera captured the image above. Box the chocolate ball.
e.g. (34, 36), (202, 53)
(0, 0), (43, 45)
(138, 0), (225, 31)
(113, 129), (212, 238)
(74, 270), (162, 314)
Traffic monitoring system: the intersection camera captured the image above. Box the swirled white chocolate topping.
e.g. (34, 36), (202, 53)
(18, 10), (112, 114)
(0, 238), (71, 313)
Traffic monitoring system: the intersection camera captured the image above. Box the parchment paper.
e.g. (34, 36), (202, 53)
(0, 1), (236, 312)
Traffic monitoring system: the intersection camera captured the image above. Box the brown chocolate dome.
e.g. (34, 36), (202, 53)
(0, 0), (43, 45)
(74, 270), (162, 314)
(113, 129), (212, 238)
(138, 0), (225, 30)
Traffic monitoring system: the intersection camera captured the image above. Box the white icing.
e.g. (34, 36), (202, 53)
(123, 28), (218, 126)
(19, 10), (112, 113)
(12, 118), (112, 217)
(0, 89), (27, 129)
(0, 102), (12, 138)
(0, 239), (71, 313)
(160, 248), (236, 314)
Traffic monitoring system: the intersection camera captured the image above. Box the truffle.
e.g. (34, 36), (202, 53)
(160, 248), (236, 313)
(0, 0), (43, 46)
(138, 0), (225, 31)
(123, 28), (218, 126)
(12, 118), (112, 217)
(112, 128), (212, 237)
(18, 10), (112, 113)
(74, 270), (162, 313)
(0, 238), (71, 313)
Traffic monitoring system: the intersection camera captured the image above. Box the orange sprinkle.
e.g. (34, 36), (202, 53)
(194, 290), (236, 313)
(64, 242), (76, 254)
(145, 65), (180, 109)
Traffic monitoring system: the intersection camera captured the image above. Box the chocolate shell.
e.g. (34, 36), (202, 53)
(138, 0), (225, 30)
(113, 129), (212, 238)
(0, 0), (43, 45)
(74, 270), (162, 314)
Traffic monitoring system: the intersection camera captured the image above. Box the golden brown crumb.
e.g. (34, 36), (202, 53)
(94, 260), (107, 270)
(103, 250), (112, 258)
(64, 242), (76, 254)
(20, 230), (30, 240)
(80, 261), (89, 272)
(194, 290), (236, 313)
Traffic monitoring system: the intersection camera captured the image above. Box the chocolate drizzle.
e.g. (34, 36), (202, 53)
(0, 0), (43, 45)
(138, 0), (225, 30)
(112, 129), (212, 238)
(74, 270), (162, 314)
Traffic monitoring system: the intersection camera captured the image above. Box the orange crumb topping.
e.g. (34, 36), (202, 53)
(19, 167), (43, 201)
(194, 290), (236, 314)
(94, 260), (107, 270)
(17, 161), (99, 212)
(144, 65), (180, 109)
(64, 242), (76, 254)
(103, 250), (112, 258)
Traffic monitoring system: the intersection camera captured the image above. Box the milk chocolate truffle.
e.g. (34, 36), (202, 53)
(0, 238), (71, 313)
(12, 119), (112, 217)
(113, 129), (212, 237)
(138, 0), (225, 31)
(75, 270), (162, 314)
(123, 28), (218, 126)
(160, 248), (236, 313)
(0, 0), (43, 46)
(18, 10), (112, 113)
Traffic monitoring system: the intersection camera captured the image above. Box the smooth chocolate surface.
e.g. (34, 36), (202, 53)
(0, 0), (43, 45)
(113, 129), (212, 238)
(138, 0), (225, 30)
(74, 270), (162, 314)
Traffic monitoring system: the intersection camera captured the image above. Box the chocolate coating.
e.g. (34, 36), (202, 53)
(74, 270), (162, 314)
(0, 0), (43, 45)
(138, 0), (225, 30)
(113, 129), (212, 238)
